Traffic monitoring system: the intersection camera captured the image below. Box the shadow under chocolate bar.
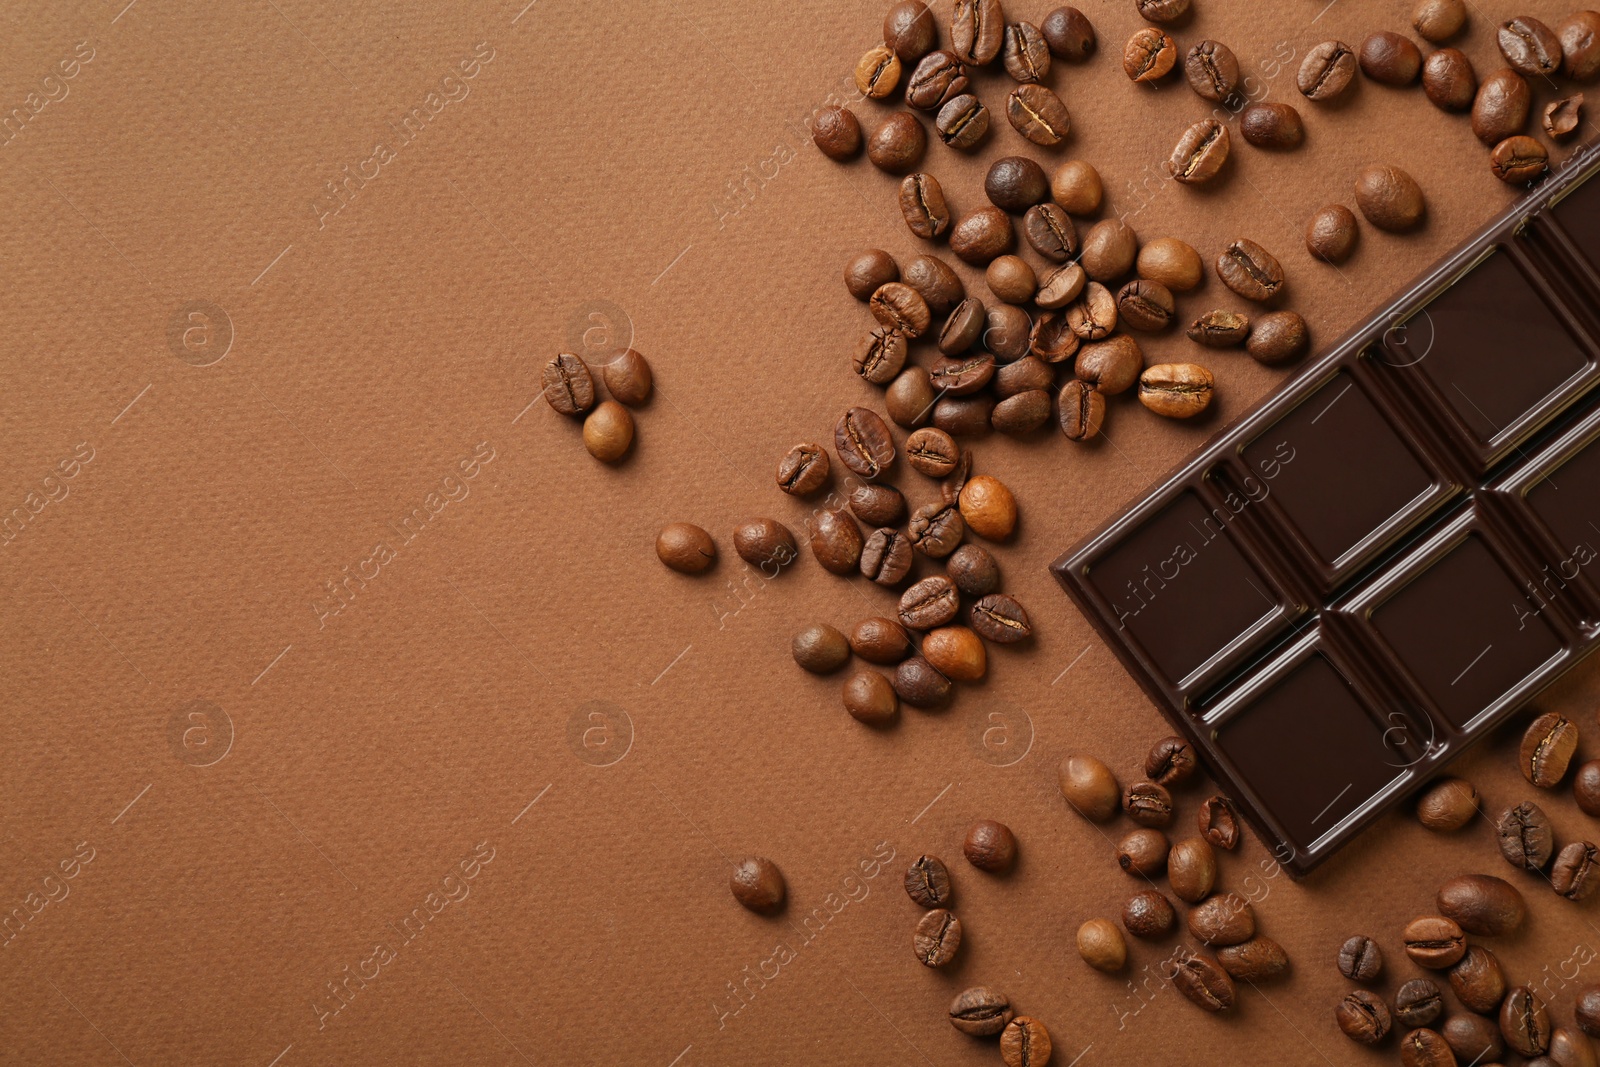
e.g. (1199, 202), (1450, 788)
(1053, 144), (1600, 877)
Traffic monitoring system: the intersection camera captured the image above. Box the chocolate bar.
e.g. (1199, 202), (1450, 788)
(1054, 145), (1600, 876)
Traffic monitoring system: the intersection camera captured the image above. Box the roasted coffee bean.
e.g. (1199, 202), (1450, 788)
(986, 156), (1049, 212)
(1403, 916), (1466, 969)
(543, 353), (595, 415)
(854, 329), (908, 385)
(1563, 11), (1600, 81)
(1491, 134), (1548, 183)
(1438, 873), (1525, 936)
(907, 51), (970, 110)
(1414, 0), (1466, 42)
(1404, 1027), (1462, 1067)
(900, 173), (951, 240)
(1216, 239), (1284, 302)
(1423, 47), (1477, 111)
(1030, 311), (1080, 362)
(1500, 16), (1562, 77)
(996, 356), (1053, 400)
(1125, 27), (1177, 82)
(1138, 239), (1202, 292)
(1036, 264), (1087, 312)
(1337, 990), (1392, 1044)
(657, 522), (717, 574)
(1043, 7), (1096, 61)
(778, 443), (831, 496)
(1052, 159), (1103, 215)
(908, 500), (964, 557)
(1006, 84), (1071, 145)
(970, 593), (1031, 643)
(906, 427), (961, 477)
(931, 354), (997, 397)
(1473, 68), (1531, 145)
(811, 508), (863, 576)
(1240, 103), (1304, 149)
(951, 0), (1004, 65)
(986, 303), (1033, 360)
(792, 623), (849, 674)
(1247, 311), (1308, 364)
(583, 401), (633, 461)
(884, 0), (936, 61)
(1199, 795), (1240, 849)
(856, 45), (903, 99)
(895, 655), (952, 707)
(1123, 889), (1177, 939)
(947, 544), (999, 597)
(959, 475), (1015, 541)
(951, 206), (1014, 265)
(1448, 944), (1507, 1014)
(1442, 1016), (1502, 1064)
(1060, 754), (1120, 821)
(1356, 163), (1426, 231)
(871, 282), (932, 338)
(900, 575), (960, 631)
(993, 390), (1052, 435)
(1003, 22), (1051, 83)
(940, 298), (986, 356)
(1078, 918), (1126, 972)
(1167, 119), (1230, 184)
(1581, 988), (1600, 1037)
(1522, 711), (1578, 787)
(1395, 978), (1444, 1027)
(867, 112), (927, 173)
(904, 254), (966, 314)
(1189, 893), (1255, 946)
(604, 348), (653, 406)
(987, 255), (1036, 304)
(1417, 777), (1479, 831)
(1000, 1016), (1051, 1067)
(1361, 31), (1422, 85)
(1023, 204), (1078, 263)
(934, 395), (996, 437)
(1118, 828), (1170, 875)
(1577, 759), (1600, 815)
(914, 908), (963, 967)
(845, 249), (899, 302)
(813, 105), (863, 160)
(843, 668), (898, 725)
(835, 407), (896, 479)
(1067, 282), (1117, 340)
(1081, 219), (1138, 282)
(1502, 985), (1552, 1057)
(1140, 363), (1214, 418)
(1216, 938), (1289, 982)
(1497, 800), (1554, 870)
(1299, 40), (1358, 101)
(861, 528), (914, 586)
(1306, 204), (1359, 264)
(1185, 40), (1240, 102)
(1189, 309), (1251, 348)
(1138, 0), (1190, 22)
(734, 518), (797, 571)
(1124, 779), (1174, 828)
(1173, 952), (1236, 1013)
(850, 482), (907, 527)
(949, 987), (1013, 1036)
(1118, 280), (1175, 331)
(1145, 736), (1196, 787)
(1168, 837), (1216, 903)
(1077, 335), (1144, 394)
(730, 857), (785, 913)
(1547, 94), (1585, 139)
(1554, 841), (1600, 901)
(925, 625), (985, 681)
(1550, 1027), (1597, 1067)
(964, 818), (1016, 872)
(935, 92), (989, 150)
(1058, 379), (1106, 441)
(1339, 935), (1383, 981)
(849, 617), (911, 665)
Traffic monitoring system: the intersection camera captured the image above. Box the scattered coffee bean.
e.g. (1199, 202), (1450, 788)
(871, 281), (931, 338)
(901, 575), (960, 631)
(1173, 951), (1236, 1013)
(1078, 917), (1126, 972)
(1058, 379), (1107, 441)
(846, 249), (899, 301)
(992, 390), (1053, 435)
(884, 0), (936, 62)
(543, 353), (595, 416)
(1306, 204), (1359, 264)
(1000, 1016), (1051, 1067)
(951, 0), (1004, 65)
(1139, 237), (1204, 290)
(971, 593), (1031, 643)
(1423, 48), (1477, 112)
(1123, 889), (1177, 939)
(1408, 1026), (1467, 1066)
(1081, 219), (1139, 282)
(1216, 938), (1289, 982)
(1395, 978), (1444, 1027)
(987, 303), (1034, 360)
(1043, 7), (1096, 61)
(931, 354), (997, 397)
(895, 656), (952, 708)
(1167, 119), (1230, 184)
(1145, 736), (1196, 786)
(935, 394), (997, 437)
(1497, 800), (1554, 870)
(1023, 203), (1079, 263)
(1522, 711), (1578, 787)
(835, 407), (896, 479)
(906, 428), (960, 478)
(1299, 40), (1358, 101)
(1438, 873), (1525, 936)
(1118, 827), (1170, 875)
(1448, 944), (1508, 1014)
(1199, 795), (1240, 849)
(1006, 84), (1071, 145)
(843, 668), (899, 725)
(1355, 163), (1426, 230)
(1118, 280), (1176, 331)
(850, 482), (908, 527)
(813, 105), (863, 160)
(909, 500), (965, 558)
(1416, 777), (1479, 831)
(583, 400), (634, 462)
(900, 173), (951, 240)
(1217, 238), (1284, 302)
(924, 624), (986, 681)
(1077, 335), (1144, 394)
(1189, 309), (1250, 348)
(1501, 985), (1552, 1057)
(1125, 27), (1177, 82)
(964, 818), (1016, 872)
(940, 299), (986, 356)
(1185, 40), (1240, 102)
(1581, 987), (1600, 1037)
(1031, 311), (1080, 363)
(1554, 840), (1600, 901)
(948, 542), (1000, 595)
(657, 522), (717, 574)
(935, 92), (990, 150)
(1576, 759), (1600, 815)
(1413, 0), (1466, 43)
(1052, 159), (1103, 215)
(1547, 94), (1584, 139)
(1339, 935), (1384, 981)
(1562, 11), (1600, 79)
(604, 349), (653, 406)
(905, 854), (953, 907)
(734, 518), (797, 571)
(907, 50), (970, 110)
(1137, 0), (1190, 23)
(959, 475), (1016, 540)
(1067, 282), (1118, 340)
(854, 329), (908, 386)
(868, 112), (928, 173)
(850, 617), (909, 665)
(792, 623), (849, 673)
(951, 206), (1015, 265)
(1247, 311), (1308, 364)
(1492, 134), (1548, 183)
(1337, 990), (1392, 1044)
(856, 44), (903, 99)
(904, 254), (966, 314)
(1403, 915), (1466, 969)
(1473, 68), (1531, 145)
(1140, 363), (1214, 418)
(1499, 16), (1562, 77)
(988, 255), (1037, 304)
(1361, 31), (1422, 85)
(1124, 780), (1174, 828)
(1189, 893), (1255, 946)
(1550, 1028), (1597, 1067)
(1003, 21), (1051, 83)
(914, 908), (963, 967)
(1240, 103), (1304, 149)
(949, 986), (1013, 1036)
(731, 857), (786, 913)
(1168, 837), (1217, 903)
(777, 443), (830, 496)
(811, 509), (863, 575)
(986, 156), (1049, 212)
(1060, 754), (1121, 821)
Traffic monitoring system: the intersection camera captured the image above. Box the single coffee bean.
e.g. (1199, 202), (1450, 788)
(855, 45), (903, 99)
(845, 249), (899, 301)
(959, 474), (1016, 540)
(895, 656), (952, 708)
(1125, 27), (1177, 81)
(1077, 335), (1144, 394)
(1173, 952), (1236, 1013)
(1448, 944), (1508, 1014)
(931, 353), (997, 397)
(1497, 800), (1554, 870)
(1403, 916), (1466, 969)
(835, 407), (896, 480)
(986, 303), (1033, 360)
(1118, 828), (1170, 875)
(1216, 238), (1284, 302)
(1006, 84), (1071, 145)
(1438, 873), (1524, 936)
(1189, 893), (1255, 946)
(900, 575), (960, 631)
(1473, 68), (1531, 145)
(1081, 219), (1138, 282)
(730, 857), (785, 913)
(924, 625), (985, 681)
(1491, 134), (1548, 183)
(1058, 379), (1107, 441)
(868, 112), (927, 174)
(811, 508), (863, 576)
(854, 329), (908, 386)
(1023, 204), (1078, 263)
(900, 173), (951, 240)
(949, 986), (1012, 1037)
(1562, 11), (1600, 79)
(1423, 47), (1477, 112)
(1124, 780), (1174, 828)
(1137, 0), (1190, 22)
(914, 908), (963, 967)
(947, 543), (999, 596)
(1550, 1027), (1597, 1067)
(1522, 711), (1578, 787)
(935, 92), (989, 150)
(951, 0), (1004, 66)
(1416, 777), (1479, 831)
(1339, 935), (1384, 981)
(987, 255), (1037, 304)
(1052, 159), (1103, 215)
(1299, 40), (1358, 100)
(1168, 837), (1216, 903)
(1395, 978), (1444, 1027)
(986, 155), (1049, 212)
(657, 522), (717, 574)
(1216, 938), (1289, 982)
(1167, 119), (1230, 184)
(1581, 987), (1600, 1037)
(1031, 310), (1080, 362)
(1501, 985), (1552, 1057)
(1547, 94), (1584, 139)
(1078, 918), (1126, 972)
(1554, 840), (1600, 901)
(950, 206), (1014, 265)
(903, 254), (966, 314)
(1414, 0), (1466, 42)
(1406, 1026), (1464, 1067)
(1043, 7), (1096, 61)
(777, 443), (830, 497)
(583, 400), (634, 462)
(843, 668), (898, 725)
(813, 105), (863, 160)
(1185, 40), (1240, 102)
(850, 482), (907, 527)
(1139, 363), (1214, 419)
(1306, 204), (1359, 264)
(1337, 990), (1392, 1044)
(1189, 309), (1250, 348)
(861, 528), (914, 585)
(1067, 282), (1118, 340)
(905, 854), (953, 907)
(1060, 754), (1120, 821)
(970, 593), (1031, 643)
(934, 395), (996, 438)
(1118, 280), (1175, 331)
(1123, 889), (1177, 939)
(603, 348), (653, 406)
(543, 353), (595, 415)
(992, 390), (1052, 435)
(1356, 163), (1426, 231)
(1145, 736), (1196, 786)
(906, 427), (961, 478)
(940, 298), (986, 356)
(1361, 31), (1422, 85)
(906, 51), (969, 110)
(1247, 311), (1308, 364)
(1240, 103), (1304, 149)
(871, 282), (931, 338)
(849, 617), (910, 665)
(884, 0), (936, 61)
(1499, 16), (1562, 77)
(792, 623), (849, 673)
(964, 818), (1016, 872)
(1036, 265), (1086, 312)
(1003, 22), (1051, 83)
(1199, 795), (1240, 849)
(1576, 759), (1600, 815)
(908, 500), (965, 558)
(733, 518), (797, 570)
(1139, 237), (1204, 290)
(1000, 1016), (1051, 1067)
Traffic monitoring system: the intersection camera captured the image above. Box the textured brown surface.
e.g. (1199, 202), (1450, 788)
(4, 0), (1600, 1064)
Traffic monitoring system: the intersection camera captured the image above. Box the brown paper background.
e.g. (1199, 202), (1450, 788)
(5, 0), (1600, 1063)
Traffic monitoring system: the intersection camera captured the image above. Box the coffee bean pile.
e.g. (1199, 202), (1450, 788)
(1488, 710), (1600, 901)
(539, 348), (654, 462)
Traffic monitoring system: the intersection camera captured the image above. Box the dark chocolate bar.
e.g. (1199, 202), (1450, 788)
(1054, 145), (1600, 876)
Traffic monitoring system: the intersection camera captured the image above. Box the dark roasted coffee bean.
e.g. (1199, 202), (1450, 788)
(900, 173), (951, 239)
(1577, 759), (1600, 815)
(1122, 889), (1176, 939)
(992, 390), (1052, 435)
(1042, 6), (1096, 61)
(1306, 204), (1359, 264)
(792, 623), (848, 674)
(908, 500), (964, 557)
(1502, 985), (1552, 1057)
(1438, 873), (1525, 936)
(543, 353), (595, 415)
(947, 544), (999, 597)
(1448, 944), (1507, 1014)
(1123, 780), (1173, 828)
(949, 986), (1013, 1036)
(1000, 1016), (1051, 1067)
(1184, 40), (1240, 101)
(1402, 1027), (1459, 1067)
(850, 482), (907, 527)
(900, 575), (960, 630)
(843, 667), (898, 725)
(1125, 27), (1176, 81)
(1547, 94), (1584, 139)
(867, 112), (927, 174)
(1423, 47), (1477, 111)
(870, 281), (931, 337)
(1188, 309), (1250, 348)
(986, 156), (1049, 212)
(1023, 203), (1077, 264)
(914, 908), (962, 967)
(1006, 84), (1071, 145)
(985, 303), (1033, 360)
(1118, 280), (1175, 331)
(1189, 893), (1254, 946)
(930, 354), (997, 397)
(845, 249), (898, 301)
(1137, 0), (1189, 22)
(835, 407), (896, 481)
(905, 427), (960, 477)
(940, 298), (987, 355)
(1247, 311), (1308, 364)
(903, 254), (965, 314)
(849, 617), (911, 665)
(1500, 16), (1562, 77)
(951, 0), (1004, 66)
(1522, 711), (1578, 787)
(856, 45), (902, 99)
(1473, 68), (1531, 145)
(1199, 795), (1240, 848)
(1554, 840), (1600, 901)
(1443, 1015), (1503, 1064)
(1356, 163), (1426, 230)
(1361, 31), (1422, 85)
(1338, 935), (1383, 981)
(777, 443), (830, 496)
(734, 518), (797, 570)
(1337, 990), (1391, 1044)
(906, 51), (969, 110)
(813, 106), (863, 160)
(657, 522), (717, 574)
(1491, 134), (1548, 183)
(1003, 21), (1051, 83)
(1497, 800), (1554, 870)
(811, 508), (863, 575)
(964, 818), (1016, 872)
(1068, 282), (1118, 340)
(1403, 915), (1465, 969)
(1395, 979), (1444, 1027)
(1172, 951), (1236, 1013)
(935, 93), (989, 150)
(1030, 310), (1080, 362)
(1168, 838), (1215, 902)
(1414, 0), (1466, 42)
(1145, 737), (1196, 788)
(854, 329), (908, 385)
(1562, 11), (1600, 79)
(951, 206), (1014, 265)
(1417, 777), (1479, 831)
(895, 656), (952, 707)
(934, 394), (995, 437)
(1550, 1027), (1596, 1067)
(1117, 827), (1169, 875)
(1077, 335), (1143, 394)
(884, 0), (936, 62)
(1036, 263), (1086, 309)
(970, 593), (1031, 643)
(730, 856), (785, 912)
(1216, 239), (1284, 302)
(1581, 988), (1600, 1037)
(1140, 363), (1214, 418)
(861, 528), (914, 585)
(1057, 379), (1106, 441)
(1167, 119), (1229, 184)
(995, 355), (1052, 398)
(1299, 40), (1357, 100)
(1215, 938), (1288, 982)
(1240, 103), (1304, 149)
